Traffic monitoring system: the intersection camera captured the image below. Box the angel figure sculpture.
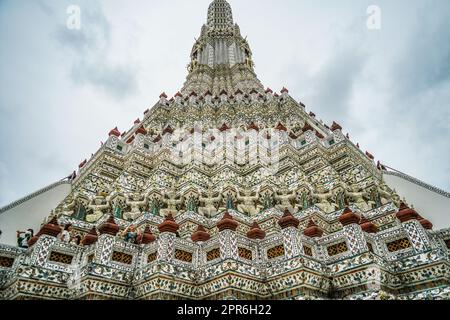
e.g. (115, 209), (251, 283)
(237, 187), (262, 217)
(123, 192), (148, 221)
(86, 192), (110, 223)
(199, 186), (222, 218)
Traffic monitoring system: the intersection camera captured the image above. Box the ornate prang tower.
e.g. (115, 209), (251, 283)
(0, 0), (449, 300)
(182, 0), (263, 96)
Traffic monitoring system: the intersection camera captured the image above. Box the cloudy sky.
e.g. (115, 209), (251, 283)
(0, 0), (449, 207)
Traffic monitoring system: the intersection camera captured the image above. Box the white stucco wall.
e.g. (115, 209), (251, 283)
(0, 182), (71, 246)
(384, 172), (450, 230)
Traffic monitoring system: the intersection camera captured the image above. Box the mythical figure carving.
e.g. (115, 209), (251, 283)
(236, 187), (262, 217)
(62, 192), (78, 216)
(161, 184), (183, 217)
(86, 192), (110, 223)
(275, 186), (297, 213)
(57, 224), (74, 243)
(312, 187), (337, 213)
(123, 192), (147, 221)
(345, 184), (371, 212)
(199, 186), (222, 218)
(391, 189), (401, 207)
(378, 182), (393, 205)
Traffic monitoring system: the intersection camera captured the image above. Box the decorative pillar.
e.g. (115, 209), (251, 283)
(330, 121), (345, 143)
(247, 222), (266, 263)
(96, 234), (116, 265)
(216, 211), (239, 260)
(280, 87), (289, 99)
(299, 122), (315, 147)
(396, 202), (431, 252)
(28, 214), (62, 266)
(91, 215), (120, 265)
(134, 126), (148, 149)
(192, 225), (211, 243)
(30, 236), (57, 267)
(205, 91), (213, 104)
(278, 209), (301, 258)
(192, 225), (211, 268)
(339, 207), (368, 254)
(174, 91), (182, 104)
(105, 127), (121, 150)
(265, 88), (273, 101)
(157, 214), (179, 262)
(275, 122), (289, 145)
(219, 90), (228, 103)
(360, 214), (382, 291)
(159, 92), (168, 104)
(190, 91), (198, 104)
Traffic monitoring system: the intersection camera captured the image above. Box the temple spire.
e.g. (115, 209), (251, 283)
(181, 0), (264, 96)
(207, 0), (234, 29)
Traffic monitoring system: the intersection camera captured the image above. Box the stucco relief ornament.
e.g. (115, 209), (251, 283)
(345, 184), (371, 212)
(296, 189), (313, 211)
(185, 192), (200, 213)
(377, 182), (393, 205)
(236, 185), (262, 217)
(62, 192), (79, 216)
(123, 192), (147, 221)
(362, 290), (396, 300)
(199, 185), (222, 218)
(218, 190), (237, 212)
(86, 191), (110, 223)
(312, 187), (336, 214)
(260, 189), (275, 211)
(275, 184), (297, 213)
(161, 184), (184, 217)
(67, 263), (83, 294)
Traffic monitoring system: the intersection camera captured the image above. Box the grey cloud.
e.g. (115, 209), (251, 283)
(308, 49), (366, 122)
(368, 2), (450, 191)
(392, 2), (450, 100)
(70, 60), (138, 99)
(388, 2), (450, 137)
(54, 3), (138, 99)
(36, 0), (54, 17)
(282, 2), (450, 191)
(288, 24), (369, 127)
